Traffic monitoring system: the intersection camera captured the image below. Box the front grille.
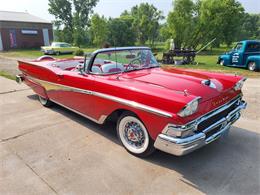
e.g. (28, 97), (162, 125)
(197, 97), (240, 132)
(205, 125), (222, 138)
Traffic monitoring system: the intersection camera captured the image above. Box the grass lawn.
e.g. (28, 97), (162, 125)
(163, 55), (260, 77)
(0, 48), (97, 59)
(0, 71), (16, 80)
(156, 45), (259, 77)
(0, 46), (259, 78)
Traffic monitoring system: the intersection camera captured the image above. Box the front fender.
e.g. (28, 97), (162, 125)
(218, 54), (231, 65)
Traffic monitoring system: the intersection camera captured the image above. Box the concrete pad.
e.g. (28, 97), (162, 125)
(242, 78), (260, 120)
(0, 77), (29, 94)
(0, 143), (56, 195)
(0, 77), (260, 194)
(4, 117), (202, 194)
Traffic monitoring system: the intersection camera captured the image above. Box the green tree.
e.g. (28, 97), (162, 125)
(125, 3), (163, 46)
(165, 0), (245, 48)
(48, 0), (98, 46)
(73, 0), (99, 46)
(89, 14), (108, 47)
(48, 0), (73, 42)
(107, 16), (136, 46)
(198, 0), (244, 46)
(240, 13), (260, 40)
(166, 0), (196, 48)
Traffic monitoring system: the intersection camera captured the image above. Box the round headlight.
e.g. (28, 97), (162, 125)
(234, 78), (246, 91)
(178, 97), (201, 117)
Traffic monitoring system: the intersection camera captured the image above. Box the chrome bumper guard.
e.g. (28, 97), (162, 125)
(154, 99), (247, 156)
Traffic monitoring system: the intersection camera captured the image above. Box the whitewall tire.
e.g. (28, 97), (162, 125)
(248, 62), (256, 71)
(117, 112), (155, 157)
(220, 59), (225, 66)
(38, 95), (52, 107)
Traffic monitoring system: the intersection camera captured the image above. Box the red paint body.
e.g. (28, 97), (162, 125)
(18, 57), (242, 140)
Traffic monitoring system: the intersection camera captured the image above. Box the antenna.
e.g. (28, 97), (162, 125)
(113, 38), (118, 67)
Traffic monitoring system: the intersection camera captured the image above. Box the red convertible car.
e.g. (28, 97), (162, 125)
(16, 47), (247, 157)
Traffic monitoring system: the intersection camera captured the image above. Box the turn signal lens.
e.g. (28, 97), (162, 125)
(163, 123), (197, 138)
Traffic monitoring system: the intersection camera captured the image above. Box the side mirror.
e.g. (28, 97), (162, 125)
(76, 63), (84, 74)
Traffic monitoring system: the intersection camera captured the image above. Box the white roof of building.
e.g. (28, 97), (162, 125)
(0, 11), (51, 24)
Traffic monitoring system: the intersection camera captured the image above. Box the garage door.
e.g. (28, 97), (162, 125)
(0, 32), (3, 51)
(42, 29), (50, 46)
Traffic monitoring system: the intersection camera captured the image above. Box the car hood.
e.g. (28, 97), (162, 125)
(121, 67), (236, 103)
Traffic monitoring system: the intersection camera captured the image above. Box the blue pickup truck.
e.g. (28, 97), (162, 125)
(218, 40), (260, 71)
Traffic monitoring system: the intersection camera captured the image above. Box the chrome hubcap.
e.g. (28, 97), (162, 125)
(123, 121), (145, 148)
(249, 62), (255, 71)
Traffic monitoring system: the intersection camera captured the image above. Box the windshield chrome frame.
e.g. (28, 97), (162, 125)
(84, 47), (159, 75)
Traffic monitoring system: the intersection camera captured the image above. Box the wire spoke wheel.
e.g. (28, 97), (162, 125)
(117, 114), (153, 156)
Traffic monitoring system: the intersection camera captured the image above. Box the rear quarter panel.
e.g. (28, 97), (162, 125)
(18, 60), (61, 99)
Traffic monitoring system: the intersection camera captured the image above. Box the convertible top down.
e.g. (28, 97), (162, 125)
(16, 47), (247, 157)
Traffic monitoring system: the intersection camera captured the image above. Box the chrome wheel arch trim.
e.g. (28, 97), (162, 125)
(27, 76), (173, 118)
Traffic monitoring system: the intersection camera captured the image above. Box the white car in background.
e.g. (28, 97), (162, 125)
(41, 42), (79, 55)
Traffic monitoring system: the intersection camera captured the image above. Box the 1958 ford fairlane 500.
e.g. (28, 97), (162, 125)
(16, 47), (247, 157)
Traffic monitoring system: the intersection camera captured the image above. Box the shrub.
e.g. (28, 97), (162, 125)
(74, 49), (84, 56)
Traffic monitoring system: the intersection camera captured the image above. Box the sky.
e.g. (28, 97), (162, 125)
(0, 0), (259, 22)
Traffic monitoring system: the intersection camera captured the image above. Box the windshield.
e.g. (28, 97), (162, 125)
(234, 43), (243, 50)
(90, 49), (159, 74)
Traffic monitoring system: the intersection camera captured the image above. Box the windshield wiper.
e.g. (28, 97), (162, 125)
(146, 65), (160, 69)
(124, 65), (160, 73)
(124, 68), (141, 73)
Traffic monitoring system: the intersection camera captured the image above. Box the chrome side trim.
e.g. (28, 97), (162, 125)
(28, 76), (93, 95)
(50, 99), (107, 124)
(27, 76), (173, 118)
(93, 91), (172, 118)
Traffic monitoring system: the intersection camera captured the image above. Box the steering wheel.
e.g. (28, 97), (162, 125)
(125, 58), (142, 70)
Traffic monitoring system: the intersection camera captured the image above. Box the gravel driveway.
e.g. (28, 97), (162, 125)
(0, 53), (33, 75)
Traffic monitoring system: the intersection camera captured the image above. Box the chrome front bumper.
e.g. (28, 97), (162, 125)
(154, 99), (247, 156)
